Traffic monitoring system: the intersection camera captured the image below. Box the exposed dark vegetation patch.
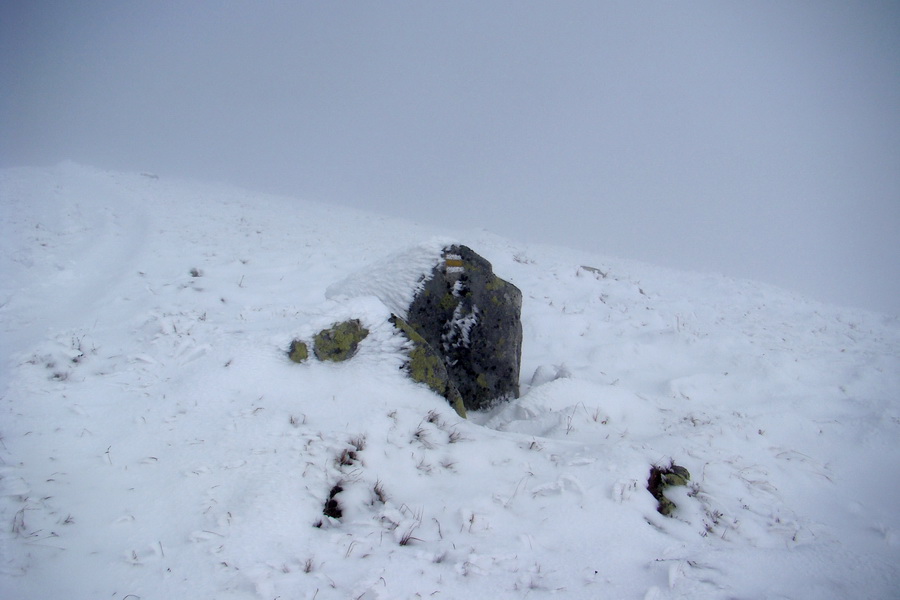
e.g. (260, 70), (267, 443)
(323, 484), (344, 520)
(373, 479), (387, 504)
(337, 436), (365, 467)
(337, 448), (357, 467)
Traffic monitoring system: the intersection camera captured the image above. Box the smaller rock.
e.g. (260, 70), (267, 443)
(579, 265), (607, 278)
(313, 320), (369, 362)
(288, 340), (309, 363)
(648, 463), (691, 516)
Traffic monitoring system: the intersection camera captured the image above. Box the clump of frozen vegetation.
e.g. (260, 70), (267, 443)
(0, 163), (898, 600)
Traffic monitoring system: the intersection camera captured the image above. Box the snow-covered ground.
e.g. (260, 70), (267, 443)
(1, 163), (898, 599)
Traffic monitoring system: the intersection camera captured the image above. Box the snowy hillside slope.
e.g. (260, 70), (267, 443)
(1, 163), (898, 599)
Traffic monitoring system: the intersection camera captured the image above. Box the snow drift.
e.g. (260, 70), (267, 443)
(1, 163), (898, 599)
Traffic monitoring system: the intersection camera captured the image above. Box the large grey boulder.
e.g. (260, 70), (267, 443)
(406, 245), (522, 411)
(322, 242), (524, 414)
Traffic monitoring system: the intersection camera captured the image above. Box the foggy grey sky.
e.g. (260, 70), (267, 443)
(2, 1), (899, 315)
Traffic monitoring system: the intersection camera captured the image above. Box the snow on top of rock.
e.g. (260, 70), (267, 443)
(325, 237), (454, 318)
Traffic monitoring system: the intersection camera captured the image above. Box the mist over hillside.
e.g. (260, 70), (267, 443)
(3, 2), (899, 315)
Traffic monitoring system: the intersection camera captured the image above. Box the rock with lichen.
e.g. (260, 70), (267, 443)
(318, 242), (523, 415)
(406, 245), (522, 411)
(390, 315), (466, 418)
(313, 320), (369, 362)
(648, 463), (691, 516)
(287, 339), (309, 363)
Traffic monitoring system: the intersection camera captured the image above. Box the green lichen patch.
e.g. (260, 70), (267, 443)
(439, 292), (458, 311)
(408, 347), (444, 391)
(313, 320), (369, 362)
(485, 275), (504, 291)
(288, 339), (309, 363)
(447, 388), (467, 418)
(391, 314), (426, 344)
(648, 463), (691, 516)
(391, 315), (466, 418)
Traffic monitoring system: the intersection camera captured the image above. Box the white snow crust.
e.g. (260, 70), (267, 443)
(325, 239), (451, 319)
(1, 163), (899, 599)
